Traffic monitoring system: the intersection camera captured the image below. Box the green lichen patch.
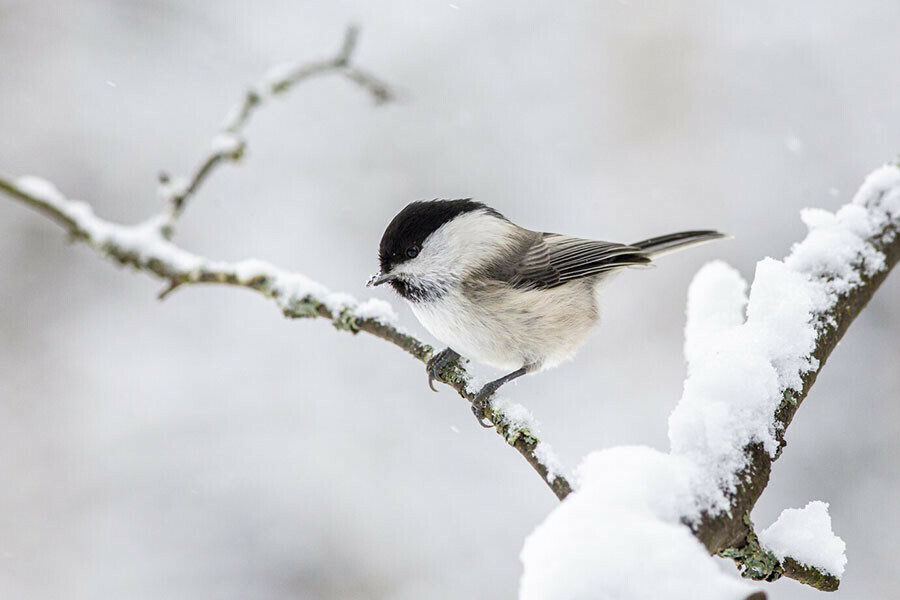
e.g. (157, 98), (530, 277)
(282, 297), (321, 319)
(719, 514), (784, 583)
(436, 361), (469, 388)
(331, 308), (360, 332)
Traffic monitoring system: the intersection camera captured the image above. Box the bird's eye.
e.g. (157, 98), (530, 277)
(406, 245), (420, 259)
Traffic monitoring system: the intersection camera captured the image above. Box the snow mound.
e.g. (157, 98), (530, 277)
(519, 163), (900, 598)
(759, 501), (847, 578)
(519, 447), (758, 600)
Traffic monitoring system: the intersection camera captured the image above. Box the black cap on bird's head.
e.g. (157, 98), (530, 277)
(368, 199), (503, 287)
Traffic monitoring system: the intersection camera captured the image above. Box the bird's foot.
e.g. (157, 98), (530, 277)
(426, 348), (461, 392)
(469, 366), (530, 428)
(471, 383), (500, 428)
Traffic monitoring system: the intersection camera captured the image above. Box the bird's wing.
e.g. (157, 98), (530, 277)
(507, 233), (650, 290)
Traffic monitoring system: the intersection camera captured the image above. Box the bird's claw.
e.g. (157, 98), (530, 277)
(471, 386), (497, 428)
(426, 348), (509, 428)
(468, 366), (530, 428)
(426, 348), (460, 392)
(471, 399), (494, 428)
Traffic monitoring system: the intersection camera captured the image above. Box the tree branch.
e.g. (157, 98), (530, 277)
(157, 24), (394, 232)
(517, 167), (897, 598)
(0, 27), (570, 500)
(0, 133), (569, 505)
(690, 167), (900, 591)
(718, 514), (841, 591)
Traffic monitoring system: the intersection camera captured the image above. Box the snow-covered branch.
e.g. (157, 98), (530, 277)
(687, 165), (900, 588)
(521, 164), (900, 598)
(0, 29), (570, 502)
(0, 173), (570, 499)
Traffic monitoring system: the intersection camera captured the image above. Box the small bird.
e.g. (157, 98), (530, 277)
(368, 199), (724, 426)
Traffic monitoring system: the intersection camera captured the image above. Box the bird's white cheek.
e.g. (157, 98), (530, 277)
(394, 259), (428, 278)
(397, 211), (518, 280)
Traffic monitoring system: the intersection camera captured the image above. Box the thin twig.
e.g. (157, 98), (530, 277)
(159, 25), (395, 231)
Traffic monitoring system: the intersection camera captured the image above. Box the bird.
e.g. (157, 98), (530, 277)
(368, 199), (724, 427)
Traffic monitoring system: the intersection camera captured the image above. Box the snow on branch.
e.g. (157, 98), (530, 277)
(0, 173), (570, 500)
(520, 164), (900, 598)
(689, 165), (900, 588)
(758, 501), (846, 579)
(0, 28), (571, 503)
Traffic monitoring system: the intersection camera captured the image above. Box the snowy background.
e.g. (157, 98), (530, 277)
(1, 1), (899, 598)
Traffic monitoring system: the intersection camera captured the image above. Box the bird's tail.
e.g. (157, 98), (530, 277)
(631, 230), (726, 258)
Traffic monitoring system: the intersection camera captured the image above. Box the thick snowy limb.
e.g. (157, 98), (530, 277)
(520, 447), (764, 600)
(520, 163), (900, 598)
(685, 165), (899, 590)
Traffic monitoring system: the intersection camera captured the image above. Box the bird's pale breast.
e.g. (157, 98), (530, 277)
(410, 278), (600, 372)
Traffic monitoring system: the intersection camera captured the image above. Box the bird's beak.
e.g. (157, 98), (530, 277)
(367, 270), (397, 287)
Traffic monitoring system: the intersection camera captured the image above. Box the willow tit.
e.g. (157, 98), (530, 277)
(368, 199), (724, 426)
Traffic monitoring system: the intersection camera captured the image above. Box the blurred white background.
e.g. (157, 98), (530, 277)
(1, 1), (898, 598)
